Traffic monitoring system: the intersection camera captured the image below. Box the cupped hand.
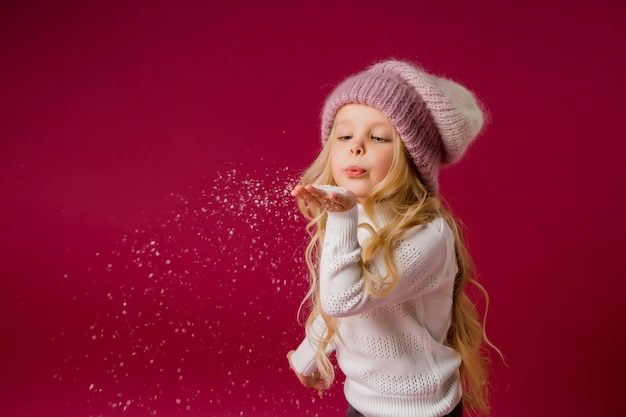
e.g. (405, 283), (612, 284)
(291, 184), (357, 213)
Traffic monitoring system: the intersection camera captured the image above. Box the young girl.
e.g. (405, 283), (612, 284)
(287, 59), (497, 417)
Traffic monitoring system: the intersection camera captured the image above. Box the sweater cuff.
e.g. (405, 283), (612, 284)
(325, 205), (359, 248)
(290, 338), (318, 376)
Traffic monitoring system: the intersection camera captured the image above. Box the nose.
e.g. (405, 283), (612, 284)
(350, 140), (364, 156)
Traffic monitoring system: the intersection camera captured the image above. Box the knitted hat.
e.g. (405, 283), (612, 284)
(321, 59), (485, 193)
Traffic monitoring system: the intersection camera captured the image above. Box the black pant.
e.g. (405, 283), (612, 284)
(346, 401), (462, 417)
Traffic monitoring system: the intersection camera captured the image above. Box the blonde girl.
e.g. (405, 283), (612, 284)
(287, 60), (497, 417)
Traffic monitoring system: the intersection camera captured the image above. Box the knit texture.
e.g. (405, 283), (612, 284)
(290, 204), (462, 417)
(321, 59), (485, 193)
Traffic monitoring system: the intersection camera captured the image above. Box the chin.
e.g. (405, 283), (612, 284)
(335, 181), (367, 199)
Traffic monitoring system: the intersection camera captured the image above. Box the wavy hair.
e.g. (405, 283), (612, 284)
(296, 127), (500, 415)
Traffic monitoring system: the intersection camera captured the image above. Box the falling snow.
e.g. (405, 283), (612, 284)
(51, 163), (344, 416)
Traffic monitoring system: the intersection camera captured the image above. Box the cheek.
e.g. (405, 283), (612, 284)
(329, 153), (342, 181)
(378, 151), (395, 178)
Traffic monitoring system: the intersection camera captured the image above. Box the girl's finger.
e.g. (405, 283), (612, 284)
(290, 185), (307, 197)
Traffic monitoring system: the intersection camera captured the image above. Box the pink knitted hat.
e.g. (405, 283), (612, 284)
(321, 60), (485, 193)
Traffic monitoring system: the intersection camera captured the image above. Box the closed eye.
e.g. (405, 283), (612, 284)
(372, 136), (391, 143)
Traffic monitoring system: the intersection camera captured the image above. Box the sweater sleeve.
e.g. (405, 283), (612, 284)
(289, 314), (335, 376)
(319, 206), (452, 317)
(290, 337), (319, 376)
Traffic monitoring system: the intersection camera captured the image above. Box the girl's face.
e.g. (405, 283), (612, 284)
(330, 104), (396, 199)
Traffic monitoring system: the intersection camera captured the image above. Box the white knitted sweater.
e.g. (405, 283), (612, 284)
(290, 204), (462, 417)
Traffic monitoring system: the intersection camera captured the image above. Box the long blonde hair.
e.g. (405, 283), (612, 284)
(296, 128), (499, 415)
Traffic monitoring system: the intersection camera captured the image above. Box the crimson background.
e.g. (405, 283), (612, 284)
(1, 1), (625, 416)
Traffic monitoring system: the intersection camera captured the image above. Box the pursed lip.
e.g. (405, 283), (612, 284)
(345, 166), (366, 178)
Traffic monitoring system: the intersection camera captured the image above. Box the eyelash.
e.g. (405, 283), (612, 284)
(337, 135), (390, 143)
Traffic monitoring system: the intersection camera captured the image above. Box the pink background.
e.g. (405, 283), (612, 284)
(1, 1), (625, 416)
